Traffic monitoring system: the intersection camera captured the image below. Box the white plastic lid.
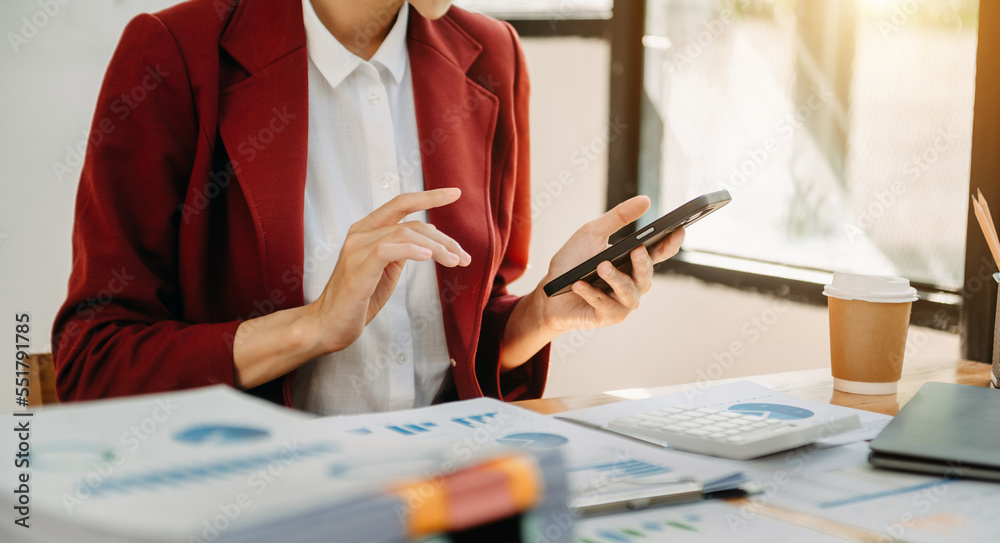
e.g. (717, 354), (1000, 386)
(823, 272), (918, 303)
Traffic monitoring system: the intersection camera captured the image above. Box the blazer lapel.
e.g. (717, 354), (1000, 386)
(215, 2), (499, 394)
(408, 10), (499, 391)
(218, 0), (309, 308)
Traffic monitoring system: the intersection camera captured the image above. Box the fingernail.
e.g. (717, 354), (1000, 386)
(444, 188), (461, 198)
(598, 262), (613, 276)
(449, 253), (460, 264)
(460, 251), (472, 265)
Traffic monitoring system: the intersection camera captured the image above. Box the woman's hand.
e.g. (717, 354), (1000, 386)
(233, 188), (468, 389)
(499, 196), (684, 371)
(539, 195), (684, 331)
(306, 188), (470, 353)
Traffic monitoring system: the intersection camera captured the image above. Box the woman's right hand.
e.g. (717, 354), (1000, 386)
(305, 187), (470, 354)
(232, 188), (467, 389)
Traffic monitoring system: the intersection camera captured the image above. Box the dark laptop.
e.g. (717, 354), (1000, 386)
(869, 382), (1000, 481)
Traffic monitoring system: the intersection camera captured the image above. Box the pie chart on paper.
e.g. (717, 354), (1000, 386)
(496, 432), (569, 449)
(173, 425), (271, 445)
(727, 403), (815, 421)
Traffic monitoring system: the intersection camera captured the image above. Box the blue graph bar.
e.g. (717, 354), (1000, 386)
(569, 460), (671, 477)
(818, 479), (955, 509)
(594, 530), (633, 542)
(386, 425), (414, 436)
(452, 413), (498, 428)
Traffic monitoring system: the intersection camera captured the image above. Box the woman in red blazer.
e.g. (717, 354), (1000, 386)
(52, 0), (684, 409)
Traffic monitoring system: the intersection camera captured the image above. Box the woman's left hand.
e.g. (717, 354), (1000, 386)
(536, 195), (685, 332)
(499, 196), (684, 371)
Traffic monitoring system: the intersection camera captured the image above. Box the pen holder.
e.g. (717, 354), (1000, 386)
(993, 273), (1000, 388)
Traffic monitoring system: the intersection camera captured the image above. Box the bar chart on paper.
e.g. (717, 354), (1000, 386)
(309, 397), (746, 508)
(573, 501), (846, 543)
(343, 411), (502, 438)
(745, 443), (1000, 543)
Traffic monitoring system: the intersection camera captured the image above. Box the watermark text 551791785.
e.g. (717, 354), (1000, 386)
(13, 312), (33, 529)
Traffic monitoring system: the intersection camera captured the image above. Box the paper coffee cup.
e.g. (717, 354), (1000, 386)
(823, 273), (918, 395)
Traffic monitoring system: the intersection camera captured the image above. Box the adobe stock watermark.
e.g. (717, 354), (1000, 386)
(683, 295), (791, 402)
(52, 64), (170, 183)
(878, 0), (932, 40)
(178, 106), (296, 224)
(61, 397), (179, 513)
(52, 267), (136, 353)
(879, 458), (972, 542)
(526, 116), (628, 224)
(666, 7), (736, 74)
(720, 85), (835, 194)
(225, 233), (341, 353)
(843, 126), (960, 243)
(389, 409), (516, 526)
(538, 0), (604, 33)
(373, 127), (449, 194)
(7, 0), (72, 53)
(188, 439), (309, 543)
(348, 277), (468, 395)
(550, 328), (598, 364)
(726, 416), (867, 532)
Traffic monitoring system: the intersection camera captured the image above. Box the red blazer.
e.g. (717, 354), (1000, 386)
(52, 0), (549, 407)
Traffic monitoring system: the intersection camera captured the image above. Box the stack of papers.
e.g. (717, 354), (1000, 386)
(305, 397), (747, 511)
(0, 387), (570, 543)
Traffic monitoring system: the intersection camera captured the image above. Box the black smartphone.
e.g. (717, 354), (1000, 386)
(543, 190), (732, 297)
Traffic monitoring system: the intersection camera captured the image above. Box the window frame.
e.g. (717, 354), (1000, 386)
(601, 0), (990, 348)
(492, 0), (995, 359)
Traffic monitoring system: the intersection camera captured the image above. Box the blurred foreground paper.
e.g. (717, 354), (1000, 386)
(0, 386), (569, 543)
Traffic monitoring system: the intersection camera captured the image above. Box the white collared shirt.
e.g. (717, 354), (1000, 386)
(293, 0), (452, 416)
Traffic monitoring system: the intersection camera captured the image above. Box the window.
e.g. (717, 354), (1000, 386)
(637, 0), (978, 327)
(454, 0), (612, 20)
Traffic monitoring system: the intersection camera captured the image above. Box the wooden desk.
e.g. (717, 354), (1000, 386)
(516, 358), (993, 543)
(518, 357), (992, 417)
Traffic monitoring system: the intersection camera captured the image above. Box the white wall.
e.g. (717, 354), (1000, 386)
(0, 3), (957, 405)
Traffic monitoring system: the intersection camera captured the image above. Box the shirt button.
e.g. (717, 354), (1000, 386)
(379, 176), (390, 189)
(450, 358), (457, 368)
(396, 354), (407, 366)
(368, 93), (381, 105)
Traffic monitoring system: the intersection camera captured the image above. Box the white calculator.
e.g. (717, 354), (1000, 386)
(607, 404), (861, 461)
